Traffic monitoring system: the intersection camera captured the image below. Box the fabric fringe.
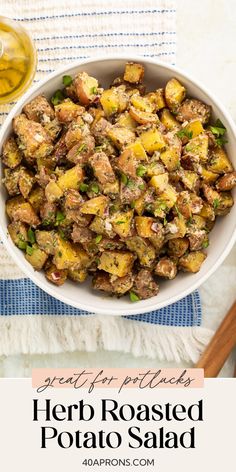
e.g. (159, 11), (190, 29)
(0, 315), (213, 363)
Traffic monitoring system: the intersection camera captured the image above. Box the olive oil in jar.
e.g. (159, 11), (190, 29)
(0, 16), (37, 104)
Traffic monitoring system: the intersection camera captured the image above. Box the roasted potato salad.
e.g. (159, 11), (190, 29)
(2, 63), (235, 302)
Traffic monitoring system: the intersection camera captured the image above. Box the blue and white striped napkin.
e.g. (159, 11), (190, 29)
(0, 0), (207, 361)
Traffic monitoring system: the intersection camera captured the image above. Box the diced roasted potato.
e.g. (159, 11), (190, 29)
(101, 179), (120, 196)
(148, 88), (166, 111)
(116, 111), (137, 130)
(179, 169), (199, 191)
(74, 71), (99, 105)
(53, 237), (90, 270)
(107, 126), (135, 149)
(208, 147), (233, 174)
(154, 185), (177, 215)
(182, 119), (204, 138)
(214, 192), (234, 216)
(6, 196), (40, 227)
(45, 180), (63, 203)
(149, 173), (169, 194)
(155, 257), (177, 279)
(89, 216), (115, 238)
(132, 269), (159, 299)
(98, 251), (135, 277)
(126, 236), (156, 267)
(64, 121), (82, 149)
(146, 160), (166, 177)
(199, 202), (215, 221)
(23, 95), (55, 123)
(35, 230), (56, 255)
(13, 114), (53, 159)
(3, 167), (21, 196)
(125, 140), (147, 161)
(129, 106), (158, 125)
(68, 267), (88, 283)
(160, 148), (180, 171)
(100, 88), (120, 117)
(123, 62), (144, 84)
(8, 221), (28, 249)
(18, 168), (35, 198)
(2, 136), (23, 169)
(184, 134), (208, 162)
(28, 186), (45, 213)
(80, 196), (109, 216)
(201, 167), (219, 183)
(89, 152), (116, 184)
(188, 230), (208, 251)
(216, 172), (236, 191)
(46, 264), (68, 286)
(160, 108), (180, 130)
(25, 244), (48, 270)
(176, 99), (211, 124)
(111, 210), (133, 238)
(57, 164), (84, 191)
(117, 148), (138, 178)
(166, 216), (187, 240)
(167, 237), (189, 258)
(140, 127), (166, 154)
(135, 216), (155, 238)
(179, 251), (206, 273)
(202, 183), (221, 206)
(165, 78), (186, 111)
(55, 99), (84, 123)
(131, 93), (155, 113)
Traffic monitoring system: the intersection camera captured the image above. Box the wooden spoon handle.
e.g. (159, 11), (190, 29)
(195, 300), (236, 377)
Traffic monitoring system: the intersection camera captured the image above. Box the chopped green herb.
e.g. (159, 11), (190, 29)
(62, 75), (73, 86)
(163, 217), (167, 226)
(56, 211), (65, 224)
(27, 228), (36, 244)
(51, 90), (64, 106)
(130, 201), (135, 209)
(202, 240), (209, 248)
(95, 234), (103, 244)
(90, 86), (97, 95)
(127, 179), (136, 189)
(42, 219), (51, 226)
(138, 183), (145, 190)
(174, 205), (181, 217)
(79, 183), (89, 192)
(18, 241), (27, 250)
(209, 119), (227, 147)
(115, 220), (125, 225)
(177, 129), (193, 140)
(58, 251), (63, 257)
(58, 229), (67, 240)
(120, 173), (128, 185)
(187, 217), (193, 226)
(90, 183), (100, 194)
(159, 202), (167, 211)
(213, 198), (220, 209)
(215, 136), (228, 147)
(129, 291), (140, 302)
(26, 245), (34, 256)
(136, 165), (146, 177)
(94, 145), (104, 151)
(77, 143), (87, 154)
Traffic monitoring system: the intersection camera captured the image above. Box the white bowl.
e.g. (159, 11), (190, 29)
(0, 56), (236, 315)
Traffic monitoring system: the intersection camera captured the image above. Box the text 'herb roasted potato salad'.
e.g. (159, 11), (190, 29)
(2, 63), (236, 302)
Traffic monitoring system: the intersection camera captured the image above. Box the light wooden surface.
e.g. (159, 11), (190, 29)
(196, 301), (236, 376)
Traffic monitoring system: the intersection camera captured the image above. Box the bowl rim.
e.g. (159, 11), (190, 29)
(0, 54), (236, 315)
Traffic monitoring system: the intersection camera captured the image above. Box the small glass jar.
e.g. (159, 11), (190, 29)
(0, 16), (37, 104)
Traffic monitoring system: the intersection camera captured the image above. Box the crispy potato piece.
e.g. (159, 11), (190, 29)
(8, 221), (28, 248)
(208, 148), (233, 174)
(45, 264), (68, 286)
(214, 192), (234, 216)
(101, 179), (120, 196)
(98, 251), (135, 277)
(149, 173), (169, 194)
(182, 119), (204, 138)
(2, 136), (23, 169)
(167, 237), (189, 258)
(166, 216), (187, 240)
(201, 167), (219, 183)
(35, 230), (56, 255)
(18, 168), (35, 198)
(135, 216), (155, 238)
(155, 257), (177, 279)
(199, 202), (215, 221)
(160, 108), (180, 130)
(25, 244), (48, 270)
(129, 106), (158, 125)
(23, 95), (54, 123)
(89, 216), (115, 238)
(28, 186), (45, 214)
(179, 169), (199, 191)
(120, 177), (144, 204)
(107, 126), (135, 149)
(131, 93), (155, 113)
(3, 167), (21, 196)
(53, 237), (90, 270)
(125, 140), (148, 161)
(147, 88), (166, 111)
(67, 135), (95, 165)
(179, 251), (206, 273)
(74, 72), (99, 105)
(140, 128), (166, 154)
(111, 210), (133, 238)
(165, 78), (186, 111)
(100, 88), (120, 117)
(13, 114), (53, 159)
(6, 196), (40, 227)
(64, 121), (82, 149)
(160, 148), (180, 171)
(184, 134), (208, 162)
(176, 98), (211, 124)
(126, 236), (156, 267)
(55, 99), (84, 123)
(202, 183), (221, 206)
(116, 111), (137, 130)
(45, 181), (63, 203)
(80, 196), (109, 216)
(117, 148), (138, 178)
(57, 164), (84, 191)
(89, 152), (116, 184)
(188, 230), (208, 251)
(176, 191), (192, 219)
(123, 62), (144, 84)
(68, 267), (88, 283)
(216, 172), (236, 191)
(154, 185), (177, 215)
(133, 269), (159, 299)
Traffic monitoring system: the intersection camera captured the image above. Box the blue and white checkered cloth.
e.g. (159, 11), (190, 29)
(0, 0), (202, 327)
